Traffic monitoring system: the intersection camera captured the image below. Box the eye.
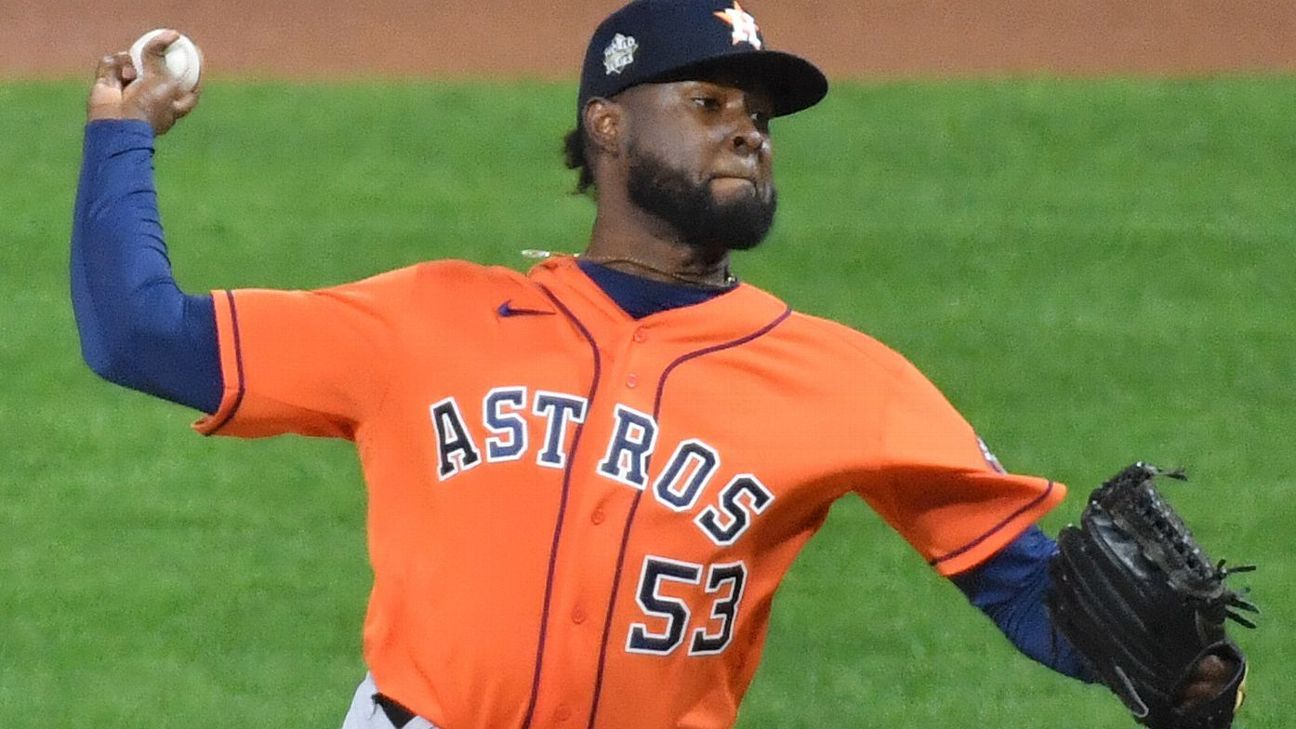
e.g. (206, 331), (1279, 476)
(692, 96), (721, 111)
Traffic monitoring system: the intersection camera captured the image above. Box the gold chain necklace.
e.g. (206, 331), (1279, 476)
(522, 249), (737, 290)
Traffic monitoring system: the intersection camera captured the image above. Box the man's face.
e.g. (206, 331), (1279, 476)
(617, 76), (777, 253)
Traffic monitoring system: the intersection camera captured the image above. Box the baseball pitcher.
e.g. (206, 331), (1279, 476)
(71, 1), (1252, 727)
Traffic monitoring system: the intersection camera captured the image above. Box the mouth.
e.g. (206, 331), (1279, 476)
(712, 171), (756, 182)
(710, 175), (758, 190)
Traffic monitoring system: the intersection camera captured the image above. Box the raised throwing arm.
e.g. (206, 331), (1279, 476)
(71, 33), (221, 412)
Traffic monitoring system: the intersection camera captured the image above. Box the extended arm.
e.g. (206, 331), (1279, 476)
(950, 525), (1094, 681)
(71, 35), (221, 412)
(954, 504), (1245, 722)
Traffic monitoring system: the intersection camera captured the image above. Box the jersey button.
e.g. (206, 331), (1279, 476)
(555, 705), (572, 722)
(633, 328), (648, 343)
(591, 509), (606, 525)
(626, 373), (638, 389)
(572, 606), (587, 624)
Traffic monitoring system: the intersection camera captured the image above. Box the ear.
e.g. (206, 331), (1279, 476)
(583, 98), (623, 156)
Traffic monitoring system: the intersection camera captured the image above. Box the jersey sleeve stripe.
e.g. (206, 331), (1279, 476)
(928, 479), (1063, 575)
(193, 289), (247, 436)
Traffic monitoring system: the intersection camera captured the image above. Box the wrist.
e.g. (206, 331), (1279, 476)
(86, 104), (123, 123)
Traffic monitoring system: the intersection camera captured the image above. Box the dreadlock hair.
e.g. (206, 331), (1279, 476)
(563, 122), (596, 195)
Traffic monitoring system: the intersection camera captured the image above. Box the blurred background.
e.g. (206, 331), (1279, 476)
(1, 1), (1292, 727)
(3, 0), (1294, 80)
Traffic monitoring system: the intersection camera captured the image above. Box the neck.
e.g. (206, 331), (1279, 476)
(583, 206), (733, 289)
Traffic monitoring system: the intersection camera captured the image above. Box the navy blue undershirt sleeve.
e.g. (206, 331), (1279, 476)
(71, 119), (222, 413)
(951, 525), (1094, 681)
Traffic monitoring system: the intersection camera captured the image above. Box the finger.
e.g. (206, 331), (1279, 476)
(93, 52), (127, 89)
(172, 90), (200, 118)
(1193, 654), (1231, 682)
(1177, 654), (1235, 708)
(120, 52), (138, 83)
(88, 52), (133, 119)
(140, 29), (182, 76)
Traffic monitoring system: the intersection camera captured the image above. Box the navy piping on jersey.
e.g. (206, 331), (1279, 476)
(203, 291), (247, 435)
(928, 480), (1057, 568)
(586, 485), (648, 728)
(519, 285), (603, 729)
(651, 307), (793, 416)
(585, 306), (792, 729)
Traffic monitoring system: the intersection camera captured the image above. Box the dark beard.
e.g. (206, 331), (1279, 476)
(625, 145), (777, 254)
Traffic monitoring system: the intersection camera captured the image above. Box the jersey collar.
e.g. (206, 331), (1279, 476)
(526, 255), (790, 345)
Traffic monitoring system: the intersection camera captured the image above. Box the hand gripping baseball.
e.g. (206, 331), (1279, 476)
(87, 30), (201, 135)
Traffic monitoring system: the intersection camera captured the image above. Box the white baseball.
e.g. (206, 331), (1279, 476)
(129, 29), (202, 92)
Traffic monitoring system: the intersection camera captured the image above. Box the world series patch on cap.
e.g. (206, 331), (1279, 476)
(578, 0), (829, 119)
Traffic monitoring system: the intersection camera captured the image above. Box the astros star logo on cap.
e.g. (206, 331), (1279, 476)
(714, 1), (762, 50)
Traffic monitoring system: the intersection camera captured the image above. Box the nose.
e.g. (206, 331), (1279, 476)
(732, 125), (766, 154)
(729, 105), (768, 156)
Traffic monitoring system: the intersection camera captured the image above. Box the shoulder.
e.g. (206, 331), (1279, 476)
(779, 309), (921, 383)
(366, 259), (536, 304)
(778, 312), (975, 429)
(296, 260), (535, 320)
(408, 259), (528, 288)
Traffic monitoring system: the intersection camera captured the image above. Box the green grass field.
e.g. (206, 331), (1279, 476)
(1, 77), (1292, 727)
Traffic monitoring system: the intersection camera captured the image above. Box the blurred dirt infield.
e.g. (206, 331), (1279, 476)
(3, 0), (1294, 81)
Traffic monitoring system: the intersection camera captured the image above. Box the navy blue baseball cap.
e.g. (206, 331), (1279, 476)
(578, 0), (828, 120)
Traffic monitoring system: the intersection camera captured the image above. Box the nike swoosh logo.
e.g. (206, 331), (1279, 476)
(497, 300), (555, 318)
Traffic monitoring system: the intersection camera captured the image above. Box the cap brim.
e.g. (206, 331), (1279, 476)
(652, 50), (829, 117)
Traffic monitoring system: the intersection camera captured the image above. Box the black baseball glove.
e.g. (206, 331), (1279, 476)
(1047, 463), (1258, 729)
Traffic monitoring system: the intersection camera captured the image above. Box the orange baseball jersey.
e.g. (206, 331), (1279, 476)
(196, 255), (1065, 728)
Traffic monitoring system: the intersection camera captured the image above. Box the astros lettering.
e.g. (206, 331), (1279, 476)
(430, 387), (774, 547)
